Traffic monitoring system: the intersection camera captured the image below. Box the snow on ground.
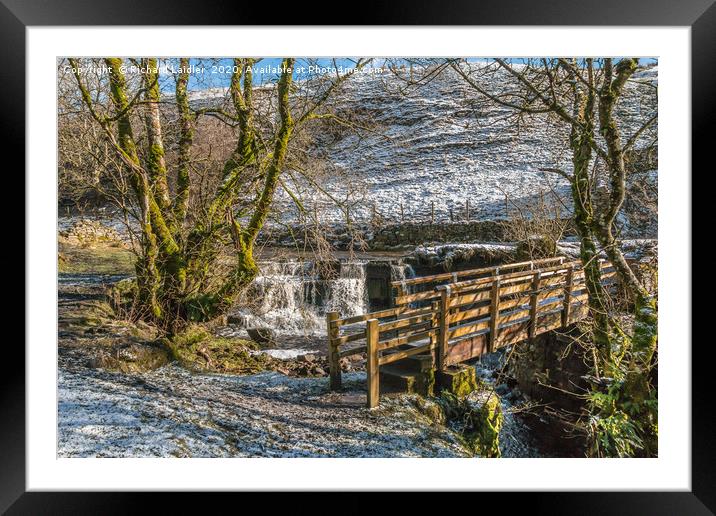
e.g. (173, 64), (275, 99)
(58, 359), (468, 458)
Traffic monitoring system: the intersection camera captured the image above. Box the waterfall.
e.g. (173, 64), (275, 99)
(232, 259), (369, 335)
(390, 261), (416, 293)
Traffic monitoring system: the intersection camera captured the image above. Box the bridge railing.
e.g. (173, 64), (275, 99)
(392, 256), (567, 307)
(327, 258), (617, 408)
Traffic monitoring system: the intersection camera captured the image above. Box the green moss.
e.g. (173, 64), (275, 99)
(411, 396), (447, 425)
(91, 342), (172, 373)
(437, 388), (504, 458)
(465, 392), (503, 457)
(437, 365), (479, 398)
(167, 324), (275, 375)
(58, 242), (135, 275)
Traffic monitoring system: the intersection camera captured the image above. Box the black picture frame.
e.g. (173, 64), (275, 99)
(3, 0), (708, 513)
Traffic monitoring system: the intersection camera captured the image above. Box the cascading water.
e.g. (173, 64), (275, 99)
(232, 259), (369, 335)
(390, 261), (417, 307)
(390, 261), (416, 290)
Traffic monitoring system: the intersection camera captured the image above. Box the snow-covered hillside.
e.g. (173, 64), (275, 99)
(186, 63), (657, 236)
(281, 64), (656, 234)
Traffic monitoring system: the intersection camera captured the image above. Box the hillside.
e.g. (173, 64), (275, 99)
(269, 63), (658, 237)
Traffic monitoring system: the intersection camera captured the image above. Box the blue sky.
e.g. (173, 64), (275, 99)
(157, 57), (657, 92)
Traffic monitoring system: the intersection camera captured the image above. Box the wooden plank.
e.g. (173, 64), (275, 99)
(430, 300), (439, 370)
(448, 318), (490, 340)
(497, 280), (533, 297)
(437, 287), (450, 371)
(326, 311), (341, 391)
(451, 260), (581, 292)
(378, 313), (435, 332)
(338, 306), (433, 332)
(334, 331), (366, 346)
(537, 273), (568, 289)
(448, 288), (491, 309)
(446, 333), (489, 365)
(538, 298), (564, 314)
(499, 307), (531, 325)
(377, 329), (435, 351)
(366, 319), (379, 409)
(394, 289), (441, 306)
(498, 295), (531, 312)
(562, 266), (574, 327)
(488, 278), (501, 352)
(498, 320), (530, 347)
(449, 303), (491, 323)
(379, 343), (434, 366)
(388, 257), (564, 288)
(338, 305), (426, 326)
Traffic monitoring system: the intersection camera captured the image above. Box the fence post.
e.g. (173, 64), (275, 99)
(562, 266), (574, 328)
(431, 202), (435, 224)
(366, 319), (380, 408)
(465, 200), (470, 221)
(326, 311), (342, 391)
(400, 202), (404, 222)
(488, 277), (501, 353)
(430, 300), (440, 369)
(437, 286), (451, 370)
(529, 271), (542, 340)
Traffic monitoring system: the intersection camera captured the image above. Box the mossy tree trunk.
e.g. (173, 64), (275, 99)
(69, 56), (358, 333)
(594, 59), (657, 369)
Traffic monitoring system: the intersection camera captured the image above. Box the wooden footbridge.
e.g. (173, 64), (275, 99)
(326, 256), (616, 407)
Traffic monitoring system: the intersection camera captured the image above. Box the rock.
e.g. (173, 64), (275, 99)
(88, 342), (171, 373)
(436, 365), (479, 398)
(495, 383), (510, 396)
(247, 327), (276, 346)
(226, 314), (245, 325)
(412, 397), (447, 425)
(298, 353), (317, 363)
(313, 367), (327, 376)
(465, 391), (503, 458)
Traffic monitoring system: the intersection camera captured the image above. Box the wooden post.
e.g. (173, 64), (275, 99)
(562, 266), (574, 328)
(366, 319), (380, 408)
(326, 311), (341, 391)
(465, 200), (470, 221)
(529, 271), (542, 340)
(488, 278), (501, 353)
(372, 203), (377, 224)
(400, 202), (404, 222)
(437, 286), (451, 370)
(431, 202), (435, 223)
(449, 207), (454, 222)
(430, 300), (440, 369)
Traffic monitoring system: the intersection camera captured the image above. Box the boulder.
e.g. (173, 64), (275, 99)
(247, 327), (277, 347)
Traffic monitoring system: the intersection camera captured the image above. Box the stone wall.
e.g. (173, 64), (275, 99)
(260, 220), (521, 251)
(506, 329), (590, 415)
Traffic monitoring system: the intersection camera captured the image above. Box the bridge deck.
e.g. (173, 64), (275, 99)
(326, 258), (616, 407)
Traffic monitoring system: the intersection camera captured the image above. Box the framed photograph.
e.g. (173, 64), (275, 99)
(6, 0), (709, 511)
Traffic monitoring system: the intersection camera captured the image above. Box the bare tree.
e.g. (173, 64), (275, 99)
(64, 57), (370, 332)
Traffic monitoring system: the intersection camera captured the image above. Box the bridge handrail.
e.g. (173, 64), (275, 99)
(327, 258), (617, 408)
(392, 257), (567, 306)
(390, 256), (564, 289)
